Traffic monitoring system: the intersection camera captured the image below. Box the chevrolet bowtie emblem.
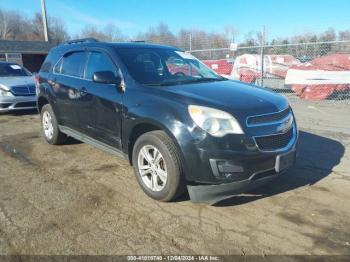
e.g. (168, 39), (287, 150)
(277, 115), (293, 132)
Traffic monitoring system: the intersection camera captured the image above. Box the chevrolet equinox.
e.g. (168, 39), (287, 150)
(36, 39), (297, 203)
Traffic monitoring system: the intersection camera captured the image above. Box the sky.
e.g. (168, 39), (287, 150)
(1, 0), (350, 42)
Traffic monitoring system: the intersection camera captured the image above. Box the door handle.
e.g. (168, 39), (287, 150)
(48, 77), (56, 85)
(81, 87), (87, 95)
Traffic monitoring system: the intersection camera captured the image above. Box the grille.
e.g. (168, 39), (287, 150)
(247, 107), (291, 126)
(15, 101), (36, 108)
(255, 127), (294, 151)
(10, 85), (36, 96)
(0, 103), (11, 108)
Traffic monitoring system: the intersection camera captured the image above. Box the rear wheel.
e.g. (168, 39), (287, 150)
(132, 130), (186, 202)
(41, 104), (67, 145)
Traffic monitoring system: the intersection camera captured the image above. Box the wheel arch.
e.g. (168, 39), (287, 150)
(37, 96), (49, 113)
(126, 121), (185, 169)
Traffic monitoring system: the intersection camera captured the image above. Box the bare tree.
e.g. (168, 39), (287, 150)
(28, 13), (45, 40)
(318, 28), (336, 55)
(103, 23), (125, 42)
(0, 8), (69, 43)
(239, 31), (260, 55)
(176, 29), (192, 50)
(47, 16), (70, 44)
(224, 25), (237, 43)
(338, 30), (350, 52)
(80, 25), (104, 40)
(0, 9), (24, 40)
(2, 6), (350, 57)
(79, 24), (124, 42)
(339, 30), (350, 41)
(319, 28), (336, 42)
(138, 23), (177, 46)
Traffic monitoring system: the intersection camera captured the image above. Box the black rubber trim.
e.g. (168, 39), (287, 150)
(58, 125), (127, 160)
(187, 174), (279, 204)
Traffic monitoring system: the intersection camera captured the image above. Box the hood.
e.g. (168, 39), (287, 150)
(0, 76), (35, 89)
(162, 80), (289, 119)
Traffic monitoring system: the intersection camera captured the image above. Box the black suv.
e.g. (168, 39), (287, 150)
(37, 39), (297, 203)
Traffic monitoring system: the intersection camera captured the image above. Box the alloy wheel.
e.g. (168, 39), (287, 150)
(137, 145), (167, 192)
(42, 111), (54, 140)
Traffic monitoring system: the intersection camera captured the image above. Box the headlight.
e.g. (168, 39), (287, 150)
(188, 105), (244, 137)
(0, 84), (12, 96)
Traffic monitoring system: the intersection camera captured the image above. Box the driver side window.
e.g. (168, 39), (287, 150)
(84, 51), (118, 80)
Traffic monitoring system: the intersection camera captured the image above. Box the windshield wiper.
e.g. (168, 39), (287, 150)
(144, 77), (227, 87)
(144, 82), (180, 87)
(178, 77), (226, 84)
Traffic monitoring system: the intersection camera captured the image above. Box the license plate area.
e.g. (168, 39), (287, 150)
(275, 150), (296, 173)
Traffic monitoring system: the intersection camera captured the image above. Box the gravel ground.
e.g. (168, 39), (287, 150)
(0, 98), (349, 255)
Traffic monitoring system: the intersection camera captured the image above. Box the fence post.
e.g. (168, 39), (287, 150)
(189, 32), (192, 52)
(259, 27), (265, 87)
(260, 44), (264, 86)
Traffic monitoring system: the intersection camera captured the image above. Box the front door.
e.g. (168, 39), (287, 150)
(80, 50), (123, 149)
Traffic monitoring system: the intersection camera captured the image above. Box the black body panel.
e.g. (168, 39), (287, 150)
(37, 41), (298, 202)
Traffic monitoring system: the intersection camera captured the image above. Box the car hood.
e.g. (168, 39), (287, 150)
(0, 76), (35, 89)
(162, 80), (289, 119)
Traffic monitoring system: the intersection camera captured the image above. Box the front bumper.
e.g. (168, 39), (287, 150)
(188, 173), (278, 203)
(179, 123), (298, 203)
(187, 150), (295, 203)
(0, 95), (37, 112)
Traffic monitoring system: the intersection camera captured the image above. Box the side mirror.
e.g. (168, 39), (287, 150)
(92, 71), (122, 86)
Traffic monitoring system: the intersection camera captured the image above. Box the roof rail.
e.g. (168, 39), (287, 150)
(62, 38), (99, 45)
(130, 40), (146, 43)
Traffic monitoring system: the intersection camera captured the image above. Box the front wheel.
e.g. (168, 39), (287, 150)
(132, 131), (186, 202)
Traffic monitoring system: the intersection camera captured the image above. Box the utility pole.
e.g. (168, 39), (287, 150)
(41, 0), (49, 42)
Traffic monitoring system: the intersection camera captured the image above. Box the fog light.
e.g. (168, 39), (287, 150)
(217, 161), (243, 173)
(210, 159), (244, 180)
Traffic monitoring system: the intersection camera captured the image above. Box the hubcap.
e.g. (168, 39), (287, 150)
(137, 145), (167, 192)
(42, 111), (54, 140)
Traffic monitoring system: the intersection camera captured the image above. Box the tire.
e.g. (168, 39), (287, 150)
(132, 130), (186, 202)
(40, 104), (67, 145)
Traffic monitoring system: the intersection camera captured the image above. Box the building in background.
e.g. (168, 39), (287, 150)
(0, 40), (54, 72)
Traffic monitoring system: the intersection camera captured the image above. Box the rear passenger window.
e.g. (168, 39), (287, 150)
(41, 52), (60, 73)
(61, 52), (85, 77)
(53, 58), (63, 74)
(84, 52), (117, 80)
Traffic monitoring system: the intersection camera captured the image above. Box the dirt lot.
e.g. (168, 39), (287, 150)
(0, 98), (349, 255)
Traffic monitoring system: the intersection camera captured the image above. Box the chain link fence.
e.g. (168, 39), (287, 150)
(188, 40), (350, 102)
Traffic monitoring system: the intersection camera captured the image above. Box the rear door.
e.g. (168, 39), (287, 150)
(51, 51), (87, 131)
(80, 50), (123, 149)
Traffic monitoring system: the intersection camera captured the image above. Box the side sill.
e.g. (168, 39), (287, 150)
(58, 125), (128, 160)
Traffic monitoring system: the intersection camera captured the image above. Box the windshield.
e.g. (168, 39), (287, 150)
(0, 63), (32, 77)
(116, 48), (225, 86)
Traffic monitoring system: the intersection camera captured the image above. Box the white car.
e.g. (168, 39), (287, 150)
(0, 62), (37, 112)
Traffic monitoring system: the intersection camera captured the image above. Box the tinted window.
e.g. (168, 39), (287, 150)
(0, 63), (31, 77)
(41, 61), (51, 73)
(53, 58), (63, 74)
(116, 48), (221, 86)
(84, 51), (117, 80)
(61, 52), (85, 77)
(40, 51), (60, 73)
(166, 56), (199, 77)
